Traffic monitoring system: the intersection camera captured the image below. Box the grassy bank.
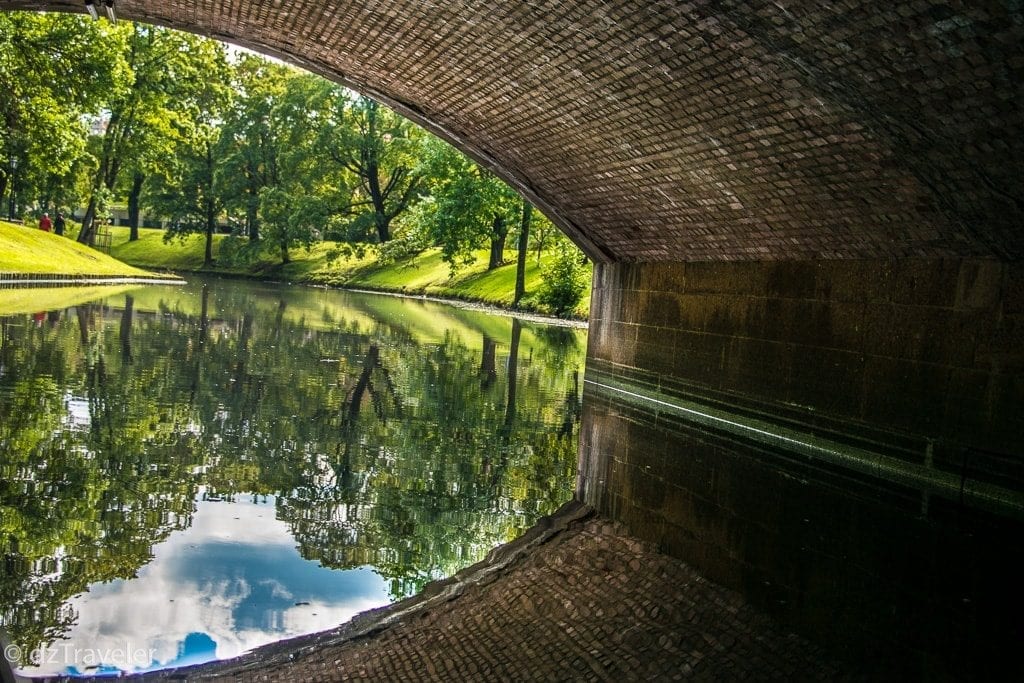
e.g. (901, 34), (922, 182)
(0, 220), (160, 278)
(0, 284), (142, 316)
(108, 228), (591, 318)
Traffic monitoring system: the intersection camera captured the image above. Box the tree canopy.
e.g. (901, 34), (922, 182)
(0, 11), (586, 311)
(0, 12), (128, 214)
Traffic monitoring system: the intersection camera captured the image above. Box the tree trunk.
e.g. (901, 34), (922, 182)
(79, 109), (123, 244)
(514, 201), (532, 305)
(204, 200), (215, 266)
(366, 154), (391, 243)
(190, 284), (210, 407)
(243, 165), (261, 241)
(488, 215), (507, 270)
(362, 100), (391, 244)
(503, 319), (522, 433)
(5, 176), (14, 222)
(76, 305), (94, 346)
(232, 311), (254, 395)
(280, 241), (290, 264)
(127, 172), (144, 241)
(347, 345), (380, 421)
(78, 196), (98, 245)
(246, 198), (259, 241)
(479, 335), (497, 389)
(119, 294), (134, 363)
(198, 284), (210, 344)
(559, 369), (581, 439)
(374, 212), (391, 243)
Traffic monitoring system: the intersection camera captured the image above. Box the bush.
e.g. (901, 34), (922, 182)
(325, 241), (370, 264)
(376, 199), (434, 265)
(537, 237), (588, 317)
(215, 234), (261, 266)
(375, 229), (430, 265)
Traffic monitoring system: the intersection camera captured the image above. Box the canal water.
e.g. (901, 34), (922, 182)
(0, 278), (585, 676)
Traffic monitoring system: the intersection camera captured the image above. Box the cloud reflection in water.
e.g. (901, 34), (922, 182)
(33, 494), (390, 676)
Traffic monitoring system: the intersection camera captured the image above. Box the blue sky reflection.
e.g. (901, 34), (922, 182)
(32, 493), (390, 677)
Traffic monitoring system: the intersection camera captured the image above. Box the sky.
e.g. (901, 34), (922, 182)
(20, 493), (390, 677)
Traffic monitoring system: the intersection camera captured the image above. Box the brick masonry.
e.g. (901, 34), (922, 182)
(1, 1), (1021, 261)
(581, 258), (1024, 677)
(62, 508), (845, 682)
(587, 258), (1024, 455)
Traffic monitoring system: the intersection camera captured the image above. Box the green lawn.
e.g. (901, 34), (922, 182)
(108, 227), (591, 318)
(111, 231), (223, 272)
(0, 284), (142, 316)
(0, 220), (157, 277)
(1, 221), (590, 317)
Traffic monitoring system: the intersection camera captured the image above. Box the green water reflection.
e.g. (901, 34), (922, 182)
(0, 278), (584, 670)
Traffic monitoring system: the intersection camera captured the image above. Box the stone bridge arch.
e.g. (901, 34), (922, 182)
(3, 0), (1022, 261)
(2, 1), (1022, 677)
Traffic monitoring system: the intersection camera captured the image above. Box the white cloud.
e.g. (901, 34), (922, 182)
(20, 495), (390, 676)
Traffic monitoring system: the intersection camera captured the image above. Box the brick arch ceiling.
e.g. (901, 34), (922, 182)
(3, 1), (1022, 261)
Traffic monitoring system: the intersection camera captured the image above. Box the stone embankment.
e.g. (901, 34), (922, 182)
(0, 273), (182, 287)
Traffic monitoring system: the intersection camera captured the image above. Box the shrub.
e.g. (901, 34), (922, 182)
(537, 236), (588, 317)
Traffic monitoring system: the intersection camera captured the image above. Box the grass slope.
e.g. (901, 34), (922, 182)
(0, 285), (142, 316)
(109, 227), (591, 318)
(0, 220), (156, 277)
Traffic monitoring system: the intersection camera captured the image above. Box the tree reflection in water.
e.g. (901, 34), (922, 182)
(0, 279), (584, 666)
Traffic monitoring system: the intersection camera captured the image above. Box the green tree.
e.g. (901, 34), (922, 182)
(321, 95), (424, 243)
(134, 37), (231, 243)
(258, 185), (328, 264)
(78, 25), (223, 245)
(215, 58), (343, 262)
(0, 12), (127, 219)
(145, 43), (232, 264)
(148, 127), (224, 265)
(217, 54), (293, 243)
(255, 72), (340, 264)
(537, 234), (589, 316)
(415, 138), (521, 273)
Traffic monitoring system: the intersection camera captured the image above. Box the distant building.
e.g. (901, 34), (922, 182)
(71, 205), (232, 232)
(86, 113), (110, 137)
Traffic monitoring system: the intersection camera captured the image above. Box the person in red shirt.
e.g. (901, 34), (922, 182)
(39, 213), (52, 232)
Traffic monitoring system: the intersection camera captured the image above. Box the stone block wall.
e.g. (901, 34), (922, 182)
(580, 258), (1024, 677)
(587, 258), (1022, 455)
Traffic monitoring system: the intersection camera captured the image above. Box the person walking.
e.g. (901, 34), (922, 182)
(39, 212), (52, 232)
(54, 211), (66, 236)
